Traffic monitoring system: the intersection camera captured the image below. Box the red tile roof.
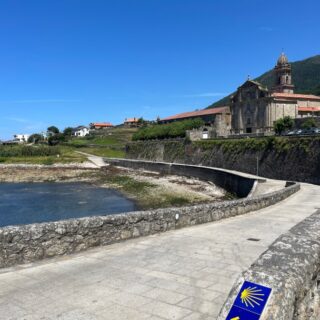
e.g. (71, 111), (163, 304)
(298, 106), (320, 112)
(91, 122), (113, 127)
(160, 107), (230, 121)
(125, 118), (139, 123)
(272, 92), (320, 100)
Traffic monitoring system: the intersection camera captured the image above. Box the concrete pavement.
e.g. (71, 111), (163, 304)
(1, 183), (320, 320)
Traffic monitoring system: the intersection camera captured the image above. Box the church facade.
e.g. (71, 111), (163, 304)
(230, 53), (320, 134)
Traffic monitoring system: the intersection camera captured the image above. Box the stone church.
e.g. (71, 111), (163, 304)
(230, 53), (320, 134)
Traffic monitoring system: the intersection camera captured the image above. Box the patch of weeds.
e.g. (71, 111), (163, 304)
(42, 158), (55, 165)
(108, 175), (155, 194)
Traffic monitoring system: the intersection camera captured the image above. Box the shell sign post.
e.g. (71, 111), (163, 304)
(226, 281), (272, 320)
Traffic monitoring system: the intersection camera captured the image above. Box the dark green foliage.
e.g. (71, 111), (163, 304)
(274, 116), (294, 134)
(63, 127), (73, 136)
(27, 134), (44, 144)
(132, 118), (205, 141)
(209, 55), (320, 108)
(302, 118), (317, 129)
(47, 126), (60, 135)
(48, 133), (65, 146)
(0, 145), (60, 157)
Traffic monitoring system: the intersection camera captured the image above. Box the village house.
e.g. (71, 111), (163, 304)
(13, 134), (30, 143)
(124, 118), (139, 128)
(159, 107), (231, 138)
(90, 122), (113, 130)
(72, 126), (90, 137)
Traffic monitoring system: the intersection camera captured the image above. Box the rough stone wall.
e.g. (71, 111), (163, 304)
(126, 138), (320, 185)
(0, 183), (299, 269)
(217, 210), (320, 320)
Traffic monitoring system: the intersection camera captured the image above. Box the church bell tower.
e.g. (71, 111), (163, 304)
(272, 53), (294, 93)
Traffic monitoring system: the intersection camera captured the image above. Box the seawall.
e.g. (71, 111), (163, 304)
(218, 209), (320, 320)
(126, 137), (320, 184)
(0, 160), (299, 268)
(104, 158), (263, 198)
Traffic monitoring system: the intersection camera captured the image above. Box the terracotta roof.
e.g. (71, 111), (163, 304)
(298, 106), (320, 112)
(160, 107), (230, 121)
(91, 122), (113, 127)
(272, 92), (320, 100)
(125, 118), (139, 123)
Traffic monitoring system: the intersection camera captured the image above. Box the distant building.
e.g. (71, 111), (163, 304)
(124, 118), (139, 128)
(73, 126), (90, 137)
(13, 134), (30, 143)
(159, 107), (230, 124)
(159, 107), (231, 138)
(90, 122), (113, 130)
(230, 53), (320, 135)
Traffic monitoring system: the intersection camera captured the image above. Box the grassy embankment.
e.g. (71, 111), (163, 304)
(0, 127), (136, 165)
(0, 145), (86, 165)
(67, 127), (137, 158)
(194, 135), (316, 153)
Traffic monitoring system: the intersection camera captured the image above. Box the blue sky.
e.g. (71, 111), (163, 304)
(0, 0), (319, 139)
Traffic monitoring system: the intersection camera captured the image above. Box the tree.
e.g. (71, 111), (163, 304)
(28, 134), (44, 144)
(302, 118), (316, 129)
(274, 116), (294, 135)
(47, 126), (60, 136)
(48, 133), (65, 146)
(63, 127), (73, 136)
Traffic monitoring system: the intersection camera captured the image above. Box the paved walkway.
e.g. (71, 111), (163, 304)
(76, 152), (107, 168)
(1, 183), (320, 320)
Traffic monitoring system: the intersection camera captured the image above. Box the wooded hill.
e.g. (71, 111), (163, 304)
(209, 55), (320, 108)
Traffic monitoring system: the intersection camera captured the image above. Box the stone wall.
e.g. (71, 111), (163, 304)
(0, 181), (299, 269)
(126, 138), (320, 185)
(217, 209), (320, 320)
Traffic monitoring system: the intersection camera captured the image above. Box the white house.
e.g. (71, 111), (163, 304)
(73, 126), (90, 137)
(13, 134), (30, 143)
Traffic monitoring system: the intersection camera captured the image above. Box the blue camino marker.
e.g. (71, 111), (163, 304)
(226, 281), (272, 320)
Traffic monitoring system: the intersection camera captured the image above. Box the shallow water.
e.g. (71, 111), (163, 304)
(0, 182), (137, 227)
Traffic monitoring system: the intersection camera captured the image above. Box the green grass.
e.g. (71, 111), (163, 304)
(0, 146), (86, 164)
(194, 136), (320, 154)
(68, 127), (138, 147)
(80, 147), (125, 158)
(65, 127), (136, 159)
(107, 175), (155, 194)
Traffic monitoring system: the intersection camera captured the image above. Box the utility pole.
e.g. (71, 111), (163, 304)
(256, 154), (259, 176)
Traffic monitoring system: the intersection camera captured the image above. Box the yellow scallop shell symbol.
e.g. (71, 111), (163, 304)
(240, 286), (265, 308)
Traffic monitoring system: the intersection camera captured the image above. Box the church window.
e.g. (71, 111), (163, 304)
(286, 75), (289, 84)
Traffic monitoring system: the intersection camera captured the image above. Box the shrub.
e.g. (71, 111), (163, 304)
(28, 134), (44, 144)
(274, 116), (294, 135)
(132, 118), (204, 141)
(0, 145), (60, 157)
(302, 118), (317, 129)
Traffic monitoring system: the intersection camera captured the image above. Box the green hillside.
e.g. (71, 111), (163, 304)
(208, 55), (320, 108)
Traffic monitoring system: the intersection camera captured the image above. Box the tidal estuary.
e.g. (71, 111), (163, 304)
(0, 182), (136, 227)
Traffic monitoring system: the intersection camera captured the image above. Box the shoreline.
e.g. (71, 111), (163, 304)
(0, 164), (231, 210)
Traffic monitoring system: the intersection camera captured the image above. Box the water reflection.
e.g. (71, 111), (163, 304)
(0, 182), (137, 227)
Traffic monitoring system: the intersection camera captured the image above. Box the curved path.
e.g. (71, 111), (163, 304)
(1, 183), (320, 320)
